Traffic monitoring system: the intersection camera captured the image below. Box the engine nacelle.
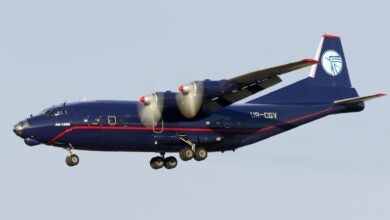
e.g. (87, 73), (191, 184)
(137, 80), (239, 126)
(175, 80), (238, 118)
(137, 93), (164, 127)
(176, 81), (204, 118)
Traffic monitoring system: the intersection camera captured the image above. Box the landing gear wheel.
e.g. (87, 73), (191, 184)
(194, 147), (208, 161)
(66, 154), (79, 167)
(164, 156), (177, 169)
(150, 156), (164, 169)
(179, 147), (194, 161)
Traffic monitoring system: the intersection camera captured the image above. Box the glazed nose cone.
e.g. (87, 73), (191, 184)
(13, 120), (27, 137)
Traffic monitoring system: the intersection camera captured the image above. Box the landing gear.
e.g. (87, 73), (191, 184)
(179, 147), (194, 161)
(150, 153), (178, 170)
(164, 156), (177, 169)
(65, 145), (79, 167)
(179, 137), (208, 162)
(194, 147), (208, 161)
(66, 154), (79, 167)
(150, 156), (165, 169)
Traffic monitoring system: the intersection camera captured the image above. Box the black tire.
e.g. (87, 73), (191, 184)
(66, 154), (79, 166)
(150, 156), (164, 169)
(179, 147), (194, 161)
(164, 156), (177, 169)
(65, 156), (72, 166)
(194, 147), (208, 161)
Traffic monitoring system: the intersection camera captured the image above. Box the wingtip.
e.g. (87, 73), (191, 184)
(302, 58), (319, 63)
(377, 93), (387, 97)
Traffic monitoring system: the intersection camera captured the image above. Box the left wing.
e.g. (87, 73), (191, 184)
(139, 59), (318, 123)
(201, 59), (318, 112)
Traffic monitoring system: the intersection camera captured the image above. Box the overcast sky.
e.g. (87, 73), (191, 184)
(1, 1), (389, 219)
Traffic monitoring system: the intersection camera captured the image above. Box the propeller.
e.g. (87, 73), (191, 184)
(176, 81), (204, 118)
(138, 93), (164, 127)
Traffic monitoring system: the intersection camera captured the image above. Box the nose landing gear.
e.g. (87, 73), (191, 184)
(66, 154), (79, 167)
(65, 145), (79, 167)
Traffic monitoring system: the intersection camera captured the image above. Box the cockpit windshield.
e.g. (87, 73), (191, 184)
(40, 108), (67, 116)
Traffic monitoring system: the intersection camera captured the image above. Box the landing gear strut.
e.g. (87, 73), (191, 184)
(65, 147), (79, 167)
(150, 152), (178, 170)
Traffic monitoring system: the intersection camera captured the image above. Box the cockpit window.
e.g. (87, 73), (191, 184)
(42, 109), (67, 116)
(53, 110), (66, 116)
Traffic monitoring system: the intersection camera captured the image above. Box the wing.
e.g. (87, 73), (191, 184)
(140, 58), (318, 121)
(201, 59), (318, 112)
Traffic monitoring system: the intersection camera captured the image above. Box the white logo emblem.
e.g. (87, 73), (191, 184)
(321, 50), (343, 76)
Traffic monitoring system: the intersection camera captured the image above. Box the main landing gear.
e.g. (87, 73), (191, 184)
(65, 146), (79, 167)
(150, 152), (177, 170)
(149, 138), (208, 170)
(179, 147), (208, 161)
(179, 137), (208, 161)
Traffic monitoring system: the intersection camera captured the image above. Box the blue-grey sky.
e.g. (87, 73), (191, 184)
(1, 1), (389, 219)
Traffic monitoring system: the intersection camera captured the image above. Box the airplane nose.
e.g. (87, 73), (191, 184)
(13, 120), (28, 137)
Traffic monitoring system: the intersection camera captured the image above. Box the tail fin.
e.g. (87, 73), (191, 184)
(308, 34), (352, 87)
(249, 34), (359, 105)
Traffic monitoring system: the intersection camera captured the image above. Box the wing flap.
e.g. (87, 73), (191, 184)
(203, 76), (281, 111)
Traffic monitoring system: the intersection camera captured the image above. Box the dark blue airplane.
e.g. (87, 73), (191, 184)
(14, 34), (385, 169)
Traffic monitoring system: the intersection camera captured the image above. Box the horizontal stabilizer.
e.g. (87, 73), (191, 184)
(334, 93), (386, 105)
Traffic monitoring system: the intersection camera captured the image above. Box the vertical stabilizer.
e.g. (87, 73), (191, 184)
(308, 34), (352, 87)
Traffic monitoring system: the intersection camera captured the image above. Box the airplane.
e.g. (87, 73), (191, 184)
(13, 34), (385, 169)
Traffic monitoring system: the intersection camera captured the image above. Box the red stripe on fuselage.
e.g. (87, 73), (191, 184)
(47, 107), (336, 145)
(48, 126), (257, 144)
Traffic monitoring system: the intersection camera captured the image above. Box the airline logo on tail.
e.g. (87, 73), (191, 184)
(321, 50), (343, 76)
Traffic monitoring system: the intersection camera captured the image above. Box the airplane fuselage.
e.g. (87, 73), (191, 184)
(14, 100), (362, 153)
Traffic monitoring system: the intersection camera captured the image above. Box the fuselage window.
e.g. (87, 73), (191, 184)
(118, 115), (131, 124)
(91, 117), (100, 125)
(83, 117), (89, 123)
(223, 119), (232, 128)
(108, 116), (116, 125)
